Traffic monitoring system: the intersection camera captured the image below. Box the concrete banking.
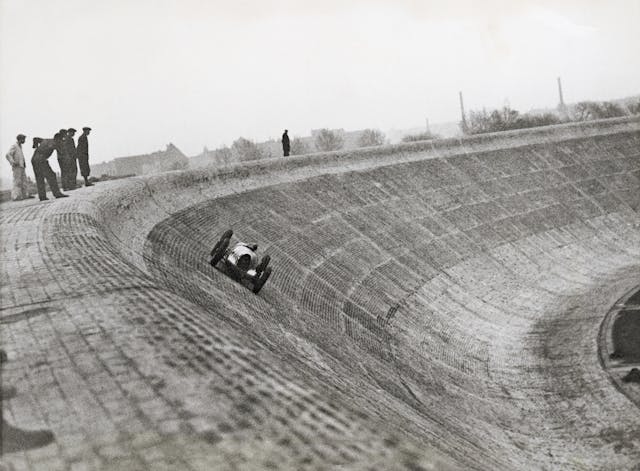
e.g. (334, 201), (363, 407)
(1, 116), (639, 470)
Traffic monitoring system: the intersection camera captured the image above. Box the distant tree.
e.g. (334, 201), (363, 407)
(231, 137), (263, 161)
(358, 129), (386, 147)
(573, 101), (597, 121)
(467, 106), (561, 134)
(488, 106), (520, 132)
(573, 101), (626, 121)
(629, 100), (640, 115)
(515, 113), (561, 128)
(167, 160), (188, 171)
(401, 131), (439, 142)
(467, 109), (492, 134)
(599, 101), (626, 118)
(215, 146), (234, 164)
(314, 129), (344, 152)
(290, 138), (310, 155)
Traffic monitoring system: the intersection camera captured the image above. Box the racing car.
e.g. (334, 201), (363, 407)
(209, 229), (272, 294)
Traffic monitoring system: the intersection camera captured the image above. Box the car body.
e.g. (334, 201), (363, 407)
(209, 230), (272, 294)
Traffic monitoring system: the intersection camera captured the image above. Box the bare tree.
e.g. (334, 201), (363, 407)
(599, 101), (626, 118)
(231, 137), (263, 161)
(314, 129), (344, 152)
(573, 102), (595, 121)
(466, 108), (492, 134)
(464, 106), (562, 134)
(167, 160), (188, 171)
(358, 129), (386, 147)
(290, 138), (310, 155)
(573, 101), (626, 121)
(215, 146), (234, 164)
(402, 131), (439, 142)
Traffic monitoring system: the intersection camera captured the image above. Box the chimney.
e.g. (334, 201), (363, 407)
(557, 77), (568, 119)
(557, 77), (565, 107)
(459, 91), (468, 134)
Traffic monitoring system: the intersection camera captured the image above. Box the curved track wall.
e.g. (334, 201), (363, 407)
(1, 117), (639, 470)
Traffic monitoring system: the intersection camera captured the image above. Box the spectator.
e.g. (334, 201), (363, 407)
(4, 133), (33, 200)
(56, 129), (70, 190)
(31, 135), (68, 201)
(77, 127), (93, 186)
(281, 129), (290, 157)
(64, 128), (78, 190)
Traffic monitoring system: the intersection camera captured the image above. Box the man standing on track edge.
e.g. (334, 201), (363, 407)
(282, 129), (290, 157)
(77, 127), (93, 186)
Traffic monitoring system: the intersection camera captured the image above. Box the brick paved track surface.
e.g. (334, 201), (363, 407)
(1, 117), (639, 470)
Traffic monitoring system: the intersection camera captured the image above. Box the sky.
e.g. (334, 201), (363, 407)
(1, 0), (639, 174)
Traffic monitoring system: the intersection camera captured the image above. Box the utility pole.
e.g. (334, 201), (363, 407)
(459, 91), (468, 134)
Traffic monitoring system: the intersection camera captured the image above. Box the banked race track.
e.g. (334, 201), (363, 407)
(1, 117), (639, 470)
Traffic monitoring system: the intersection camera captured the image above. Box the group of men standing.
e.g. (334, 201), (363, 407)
(5, 127), (93, 202)
(55, 127), (93, 191)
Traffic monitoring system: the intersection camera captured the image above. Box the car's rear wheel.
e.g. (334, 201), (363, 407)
(256, 255), (270, 275)
(253, 267), (272, 294)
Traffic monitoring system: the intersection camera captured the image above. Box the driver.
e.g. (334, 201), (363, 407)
(231, 242), (258, 270)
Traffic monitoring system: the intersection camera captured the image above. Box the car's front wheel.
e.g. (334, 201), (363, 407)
(210, 230), (233, 266)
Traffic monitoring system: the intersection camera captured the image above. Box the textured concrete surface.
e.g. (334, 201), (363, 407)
(1, 117), (639, 470)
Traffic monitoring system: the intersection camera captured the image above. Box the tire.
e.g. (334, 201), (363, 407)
(252, 267), (272, 294)
(210, 229), (233, 256)
(255, 254), (270, 275)
(210, 236), (231, 266)
(221, 229), (233, 240)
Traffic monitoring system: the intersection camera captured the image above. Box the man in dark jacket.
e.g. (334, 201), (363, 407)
(281, 129), (290, 157)
(64, 128), (78, 189)
(56, 128), (70, 190)
(32, 135), (68, 201)
(77, 127), (93, 186)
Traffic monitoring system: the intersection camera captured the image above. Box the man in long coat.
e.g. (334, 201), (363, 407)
(282, 129), (290, 157)
(5, 134), (32, 200)
(32, 135), (68, 201)
(76, 127), (93, 186)
(64, 128), (78, 189)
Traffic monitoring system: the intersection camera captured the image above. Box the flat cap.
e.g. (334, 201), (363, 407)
(67, 128), (77, 133)
(16, 134), (26, 139)
(82, 126), (92, 131)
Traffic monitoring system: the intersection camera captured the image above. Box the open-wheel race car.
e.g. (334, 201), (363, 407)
(209, 229), (272, 294)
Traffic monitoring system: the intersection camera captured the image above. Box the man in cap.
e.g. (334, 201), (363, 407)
(5, 133), (33, 200)
(77, 127), (93, 186)
(31, 134), (68, 201)
(64, 128), (78, 189)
